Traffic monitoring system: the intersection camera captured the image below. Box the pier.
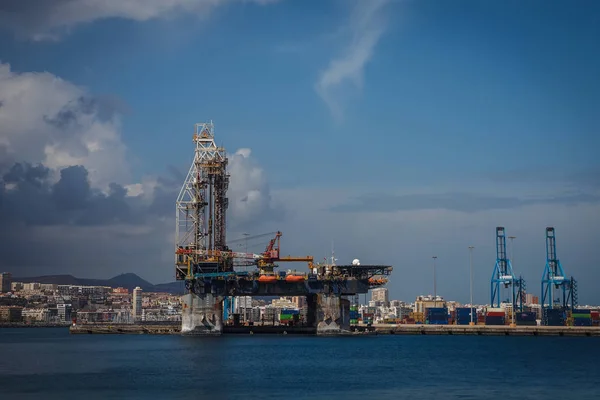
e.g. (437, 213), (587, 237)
(69, 323), (600, 336)
(369, 324), (600, 336)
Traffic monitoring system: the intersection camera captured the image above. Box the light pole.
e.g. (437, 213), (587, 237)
(469, 246), (475, 326)
(243, 233), (250, 253)
(508, 236), (516, 327)
(432, 256), (438, 307)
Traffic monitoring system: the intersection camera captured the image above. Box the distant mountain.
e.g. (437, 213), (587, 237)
(12, 273), (185, 294)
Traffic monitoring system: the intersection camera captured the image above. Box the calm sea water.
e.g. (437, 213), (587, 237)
(1, 328), (599, 399)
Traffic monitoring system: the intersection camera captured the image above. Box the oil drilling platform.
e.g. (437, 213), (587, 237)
(174, 122), (393, 335)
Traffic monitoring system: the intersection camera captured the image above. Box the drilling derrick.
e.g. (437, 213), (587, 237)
(175, 121), (231, 281)
(173, 121), (394, 336)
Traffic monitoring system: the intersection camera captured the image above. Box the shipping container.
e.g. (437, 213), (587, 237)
(427, 309), (448, 315)
(486, 311), (506, 317)
(485, 316), (506, 325)
(427, 309), (448, 314)
(573, 309), (591, 314)
(516, 320), (537, 326)
(574, 318), (592, 327)
(426, 320), (448, 325)
(456, 307), (477, 316)
(572, 313), (591, 319)
(516, 312), (537, 321)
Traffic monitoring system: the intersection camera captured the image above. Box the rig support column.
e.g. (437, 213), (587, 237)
(181, 292), (223, 336)
(315, 294), (351, 335)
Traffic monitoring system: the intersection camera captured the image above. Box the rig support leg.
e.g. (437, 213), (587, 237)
(315, 294), (351, 335)
(181, 292), (223, 336)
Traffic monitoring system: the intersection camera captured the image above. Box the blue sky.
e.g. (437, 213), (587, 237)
(0, 0), (598, 304)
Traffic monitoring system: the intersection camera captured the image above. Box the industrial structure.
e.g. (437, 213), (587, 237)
(490, 227), (526, 312)
(541, 227), (578, 312)
(174, 122), (393, 335)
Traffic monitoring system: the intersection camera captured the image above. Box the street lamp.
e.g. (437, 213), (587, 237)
(243, 233), (250, 253)
(469, 246), (475, 326)
(432, 256), (438, 307)
(508, 236), (516, 327)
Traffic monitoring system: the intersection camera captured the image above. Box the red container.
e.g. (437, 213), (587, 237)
(486, 311), (506, 317)
(591, 311), (599, 320)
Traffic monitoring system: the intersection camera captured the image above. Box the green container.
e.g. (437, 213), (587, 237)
(280, 314), (293, 321)
(350, 319), (358, 325)
(572, 314), (591, 319)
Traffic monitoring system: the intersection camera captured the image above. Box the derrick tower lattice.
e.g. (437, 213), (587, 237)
(175, 122), (230, 280)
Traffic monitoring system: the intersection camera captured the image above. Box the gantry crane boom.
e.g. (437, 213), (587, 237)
(541, 227), (577, 311)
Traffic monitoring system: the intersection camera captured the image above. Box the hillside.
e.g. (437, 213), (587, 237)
(12, 273), (185, 294)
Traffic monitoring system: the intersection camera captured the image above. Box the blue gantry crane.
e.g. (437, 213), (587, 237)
(541, 227), (577, 311)
(491, 227), (526, 311)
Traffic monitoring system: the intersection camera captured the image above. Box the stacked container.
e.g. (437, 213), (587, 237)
(591, 311), (599, 326)
(279, 309), (299, 324)
(426, 307), (448, 325)
(515, 311), (537, 326)
(350, 305), (359, 325)
(543, 308), (565, 326)
(485, 307), (506, 325)
(455, 307), (477, 325)
(572, 309), (592, 326)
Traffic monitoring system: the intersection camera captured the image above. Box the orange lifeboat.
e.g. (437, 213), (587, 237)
(368, 277), (387, 285)
(258, 275), (278, 283)
(285, 275), (305, 282)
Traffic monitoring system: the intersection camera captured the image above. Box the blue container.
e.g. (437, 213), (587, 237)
(456, 307), (476, 316)
(544, 309), (564, 317)
(516, 312), (537, 321)
(427, 308), (448, 314)
(281, 309), (299, 315)
(427, 320), (448, 325)
(427, 314), (448, 319)
(543, 315), (565, 326)
(427, 309), (448, 318)
(516, 320), (537, 326)
(485, 316), (505, 326)
(456, 319), (473, 325)
(574, 318), (592, 327)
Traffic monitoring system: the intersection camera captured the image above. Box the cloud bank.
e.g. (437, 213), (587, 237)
(0, 62), (279, 282)
(0, 0), (281, 41)
(315, 0), (390, 121)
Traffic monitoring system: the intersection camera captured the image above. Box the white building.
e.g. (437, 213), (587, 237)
(133, 286), (143, 321)
(372, 288), (389, 306)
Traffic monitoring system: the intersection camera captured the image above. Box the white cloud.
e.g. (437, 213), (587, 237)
(227, 148), (281, 227)
(0, 62), (129, 188)
(0, 0), (282, 41)
(315, 0), (390, 122)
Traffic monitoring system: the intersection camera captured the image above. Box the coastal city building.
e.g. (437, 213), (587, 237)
(0, 272), (12, 293)
(371, 288), (389, 306)
(133, 286), (143, 321)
